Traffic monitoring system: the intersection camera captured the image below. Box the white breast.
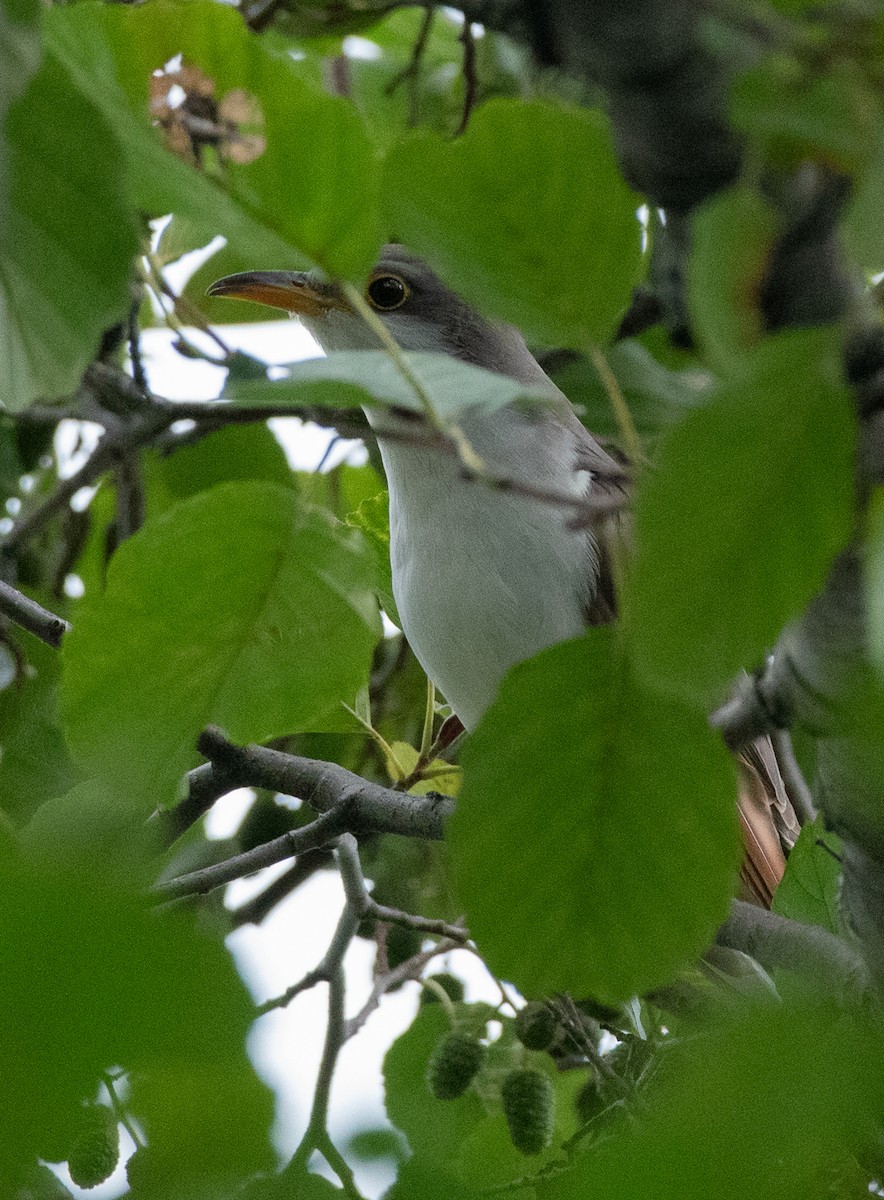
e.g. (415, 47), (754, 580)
(371, 404), (596, 729)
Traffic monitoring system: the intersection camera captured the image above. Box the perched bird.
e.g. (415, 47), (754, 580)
(209, 244), (798, 903)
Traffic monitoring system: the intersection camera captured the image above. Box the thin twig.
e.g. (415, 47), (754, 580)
(127, 294), (149, 395)
(384, 4), (434, 124)
(256, 836), (362, 1015)
(370, 901), (468, 942)
(0, 404), (174, 557)
(455, 19), (478, 137)
(0, 580), (70, 649)
(114, 449), (146, 542)
(156, 392), (626, 526)
(154, 806), (351, 900)
(343, 938), (461, 1041)
(141, 251), (233, 359)
(280, 837), (366, 1196)
(230, 850), (334, 927)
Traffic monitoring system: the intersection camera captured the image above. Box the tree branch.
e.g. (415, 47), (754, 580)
(195, 725), (455, 840)
(0, 581), (70, 649)
(716, 899), (868, 1001)
(154, 727), (454, 899)
(154, 805), (352, 900)
(343, 938), (462, 1042)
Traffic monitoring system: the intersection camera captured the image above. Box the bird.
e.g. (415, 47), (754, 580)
(209, 244), (799, 904)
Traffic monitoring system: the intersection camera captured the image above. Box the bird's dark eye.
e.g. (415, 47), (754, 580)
(367, 274), (409, 311)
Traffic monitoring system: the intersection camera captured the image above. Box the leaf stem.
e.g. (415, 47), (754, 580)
(587, 343), (644, 466)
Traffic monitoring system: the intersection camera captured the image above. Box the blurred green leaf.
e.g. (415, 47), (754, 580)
(629, 327), (855, 703)
(0, 862), (264, 1189)
(0, 636), (78, 823)
(453, 631), (739, 1004)
(0, 0), (41, 117)
(538, 1005), (884, 1200)
(844, 134), (884, 274)
(384, 1157), (486, 1200)
(731, 57), (881, 174)
(128, 1061), (274, 1197)
(688, 186), (777, 373)
(47, 0), (381, 280)
(383, 98), (642, 347)
(0, 51), (138, 410)
(772, 818), (842, 934)
(21, 779), (155, 882)
(62, 481), (381, 808)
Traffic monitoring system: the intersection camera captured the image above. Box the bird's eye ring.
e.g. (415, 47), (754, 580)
(366, 274), (409, 311)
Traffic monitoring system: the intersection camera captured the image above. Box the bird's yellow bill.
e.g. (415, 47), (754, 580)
(207, 270), (340, 317)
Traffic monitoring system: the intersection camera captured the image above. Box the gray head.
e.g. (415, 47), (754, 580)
(208, 244), (550, 388)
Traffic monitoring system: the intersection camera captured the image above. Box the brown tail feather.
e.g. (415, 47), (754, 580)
(737, 736), (801, 907)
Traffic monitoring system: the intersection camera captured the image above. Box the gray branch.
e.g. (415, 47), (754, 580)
(0, 580), (70, 649)
(154, 728), (873, 1010)
(717, 900), (869, 1002)
(154, 726), (454, 900)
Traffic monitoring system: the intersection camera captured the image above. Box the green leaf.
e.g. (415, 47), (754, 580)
(731, 57), (881, 175)
(345, 488), (398, 623)
(21, 779), (156, 883)
(772, 818), (842, 935)
(128, 1061), (274, 1198)
(61, 481), (381, 808)
(227, 349), (558, 419)
(844, 134), (884, 274)
(383, 98), (643, 347)
(157, 423), (294, 498)
(539, 1005), (884, 1200)
(384, 1158), (484, 1200)
(0, 51), (139, 410)
(452, 631), (739, 1004)
(688, 186), (777, 373)
(0, 0), (41, 118)
(0, 862), (266, 1189)
(629, 327), (855, 703)
(46, 1), (381, 280)
(0, 635), (78, 823)
(865, 485), (884, 675)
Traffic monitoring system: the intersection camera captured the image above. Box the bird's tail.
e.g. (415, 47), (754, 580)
(736, 736), (802, 907)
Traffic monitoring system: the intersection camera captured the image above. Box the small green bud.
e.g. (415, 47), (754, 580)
(515, 1002), (557, 1051)
(427, 1032), (484, 1100)
(501, 1069), (555, 1156)
(420, 973), (466, 1006)
(67, 1105), (119, 1190)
